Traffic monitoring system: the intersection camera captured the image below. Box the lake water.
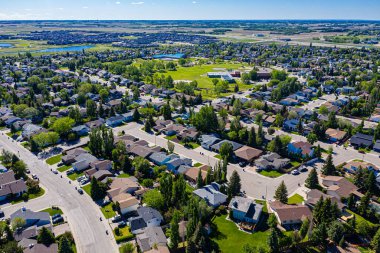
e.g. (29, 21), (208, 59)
(153, 53), (185, 59)
(38, 45), (94, 53)
(0, 43), (13, 48)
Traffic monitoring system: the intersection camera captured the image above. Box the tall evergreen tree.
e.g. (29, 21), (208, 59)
(268, 228), (279, 253)
(58, 236), (73, 253)
(228, 170), (241, 197)
(132, 109), (140, 122)
(305, 168), (319, 189)
(37, 227), (56, 246)
(169, 211), (181, 249)
(321, 153), (336, 176)
(247, 127), (257, 147)
(371, 227), (380, 252)
(197, 168), (203, 189)
(274, 181), (288, 204)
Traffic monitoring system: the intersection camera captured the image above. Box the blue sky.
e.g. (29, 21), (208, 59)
(0, 0), (379, 20)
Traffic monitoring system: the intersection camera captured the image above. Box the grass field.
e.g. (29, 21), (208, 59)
(82, 184), (92, 196)
(288, 194), (304, 204)
(58, 165), (72, 172)
(211, 214), (270, 252)
(113, 226), (134, 243)
(101, 203), (116, 219)
(11, 188), (46, 204)
(46, 154), (62, 165)
(259, 170), (283, 178)
(68, 171), (84, 181)
(117, 173), (131, 178)
(40, 207), (63, 216)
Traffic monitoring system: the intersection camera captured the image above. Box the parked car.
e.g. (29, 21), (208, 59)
(26, 169), (30, 174)
(77, 188), (84, 194)
(291, 170), (300, 175)
(118, 221), (126, 228)
(300, 166), (308, 172)
(77, 176), (86, 182)
(53, 216), (64, 224)
(57, 162), (64, 167)
(66, 169), (74, 175)
(32, 174), (38, 180)
(52, 169), (58, 174)
(52, 214), (61, 220)
(111, 215), (122, 223)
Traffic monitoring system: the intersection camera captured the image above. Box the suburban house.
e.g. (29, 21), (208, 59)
(148, 152), (177, 166)
(350, 133), (374, 149)
(199, 135), (221, 150)
(325, 128), (347, 142)
(21, 124), (47, 140)
(122, 111), (134, 122)
(107, 177), (140, 200)
(128, 207), (164, 234)
(234, 146), (263, 164)
(184, 167), (207, 184)
(177, 127), (199, 141)
(72, 125), (90, 136)
(343, 160), (379, 175)
(118, 196), (140, 215)
(210, 140), (243, 153)
(268, 201), (312, 228)
(193, 183), (228, 208)
(72, 153), (98, 172)
(61, 148), (88, 165)
(153, 119), (174, 133)
(0, 171), (27, 201)
(85, 118), (105, 129)
(166, 158), (192, 173)
(10, 208), (50, 229)
(136, 227), (167, 252)
(22, 243), (58, 253)
(305, 189), (346, 211)
(287, 141), (314, 158)
(321, 176), (362, 199)
(106, 115), (125, 127)
(255, 153), (290, 171)
(228, 196), (263, 224)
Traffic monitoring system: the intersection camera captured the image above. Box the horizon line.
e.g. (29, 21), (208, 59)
(1, 19), (380, 22)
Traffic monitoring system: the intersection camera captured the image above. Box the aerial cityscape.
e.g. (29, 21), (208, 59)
(1, 1), (380, 253)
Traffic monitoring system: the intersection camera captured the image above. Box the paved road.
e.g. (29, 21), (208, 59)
(0, 134), (119, 253)
(114, 123), (309, 199)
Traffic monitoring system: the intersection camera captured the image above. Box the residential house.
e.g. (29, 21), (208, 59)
(177, 128), (199, 141)
(210, 140), (243, 153)
(184, 167), (207, 184)
(107, 177), (140, 200)
(234, 146), (263, 164)
(10, 208), (50, 229)
(21, 124), (47, 140)
(343, 160), (379, 175)
(325, 128), (347, 142)
(128, 207), (163, 234)
(166, 158), (192, 173)
(61, 148), (88, 165)
(287, 141), (314, 158)
(118, 196), (139, 215)
(268, 201), (312, 228)
(72, 153), (98, 172)
(350, 133), (374, 149)
(153, 119), (174, 133)
(122, 112), (134, 122)
(0, 171), (27, 201)
(85, 118), (105, 129)
(255, 153), (290, 171)
(305, 189), (346, 211)
(228, 196), (263, 224)
(322, 176), (362, 199)
(23, 243), (58, 253)
(71, 125), (90, 136)
(199, 135), (221, 150)
(106, 115), (125, 127)
(193, 183), (228, 208)
(136, 227), (167, 252)
(148, 152), (176, 166)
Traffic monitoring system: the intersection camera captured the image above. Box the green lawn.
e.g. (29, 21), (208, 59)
(181, 141), (200, 149)
(68, 171), (84, 181)
(211, 214), (270, 252)
(46, 154), (62, 165)
(214, 154), (222, 159)
(288, 194), (304, 204)
(58, 165), (72, 172)
(113, 226), (134, 243)
(101, 203), (116, 219)
(165, 135), (177, 141)
(290, 161), (301, 167)
(193, 162), (202, 167)
(11, 188), (46, 204)
(40, 207), (63, 216)
(259, 170), (283, 178)
(347, 210), (376, 227)
(82, 184), (92, 196)
(117, 173), (131, 178)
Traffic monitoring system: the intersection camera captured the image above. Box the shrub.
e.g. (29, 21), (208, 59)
(22, 193), (29, 201)
(114, 227), (120, 236)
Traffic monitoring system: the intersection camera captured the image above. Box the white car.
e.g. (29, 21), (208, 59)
(291, 170), (300, 175)
(52, 169), (58, 174)
(32, 174), (38, 180)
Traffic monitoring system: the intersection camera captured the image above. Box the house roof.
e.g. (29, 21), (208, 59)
(210, 140), (243, 152)
(234, 146), (263, 161)
(10, 208), (50, 226)
(193, 183), (227, 206)
(148, 152), (169, 164)
(23, 243), (58, 253)
(322, 176), (361, 198)
(137, 227), (167, 252)
(107, 177), (140, 198)
(350, 133), (373, 147)
(184, 167), (207, 181)
(269, 201), (312, 223)
(130, 145), (154, 158)
(305, 189), (346, 210)
(229, 196), (263, 221)
(118, 196), (139, 210)
(137, 207), (163, 223)
(325, 128), (347, 141)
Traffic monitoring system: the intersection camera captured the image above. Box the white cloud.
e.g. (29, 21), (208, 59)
(116, 1), (121, 4)
(131, 1), (144, 5)
(82, 6), (89, 9)
(192, 1), (197, 3)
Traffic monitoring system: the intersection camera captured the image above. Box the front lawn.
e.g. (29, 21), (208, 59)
(113, 226), (134, 243)
(40, 207), (63, 216)
(214, 154), (222, 159)
(290, 161), (301, 167)
(82, 184), (92, 196)
(288, 194), (304, 204)
(259, 170), (283, 178)
(193, 162), (202, 167)
(11, 188), (46, 204)
(101, 202), (116, 219)
(58, 165), (72, 172)
(117, 173), (131, 178)
(165, 135), (177, 141)
(181, 141), (200, 149)
(68, 171), (84, 181)
(211, 214), (270, 252)
(46, 154), (62, 165)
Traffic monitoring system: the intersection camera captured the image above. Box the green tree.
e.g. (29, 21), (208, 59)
(306, 133), (318, 145)
(328, 221), (345, 244)
(197, 168), (204, 189)
(119, 243), (135, 253)
(247, 127), (257, 147)
(132, 109), (140, 122)
(228, 170), (241, 197)
(310, 223), (328, 247)
(90, 177), (106, 200)
(274, 181), (288, 204)
(321, 154), (336, 176)
(193, 106), (219, 133)
(268, 228), (279, 253)
(86, 99), (97, 118)
(11, 217), (26, 231)
(161, 102), (172, 120)
(51, 117), (75, 137)
(132, 157), (150, 179)
(167, 140), (175, 154)
(305, 168), (319, 189)
(219, 142), (233, 161)
(169, 210), (181, 249)
(299, 217), (310, 239)
(371, 227), (380, 252)
(0, 241), (23, 253)
(37, 227), (56, 246)
(143, 189), (164, 211)
(58, 235), (74, 253)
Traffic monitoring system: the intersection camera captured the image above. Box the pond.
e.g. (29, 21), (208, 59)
(0, 43), (13, 48)
(153, 53), (186, 59)
(38, 45), (94, 53)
